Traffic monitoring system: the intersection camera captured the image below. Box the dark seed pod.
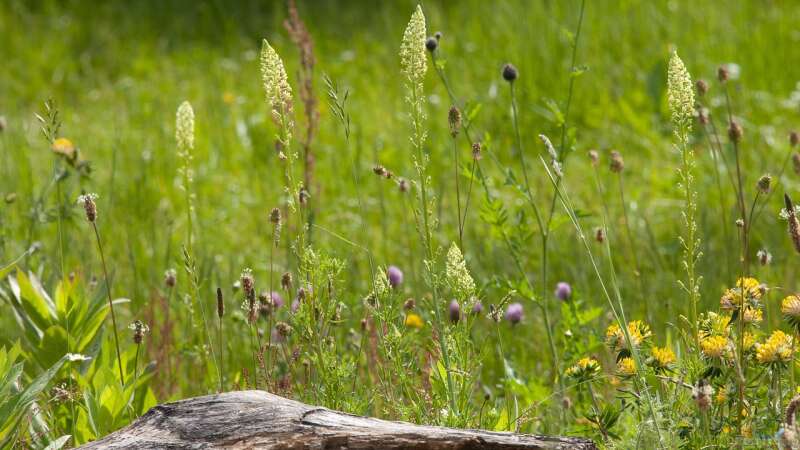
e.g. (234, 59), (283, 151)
(502, 63), (518, 82)
(425, 36), (438, 52)
(216, 287), (224, 318)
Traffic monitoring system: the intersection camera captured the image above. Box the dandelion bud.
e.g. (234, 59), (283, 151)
(504, 302), (523, 325)
(609, 150), (624, 173)
(425, 36), (438, 52)
(588, 149), (599, 166)
(695, 79), (709, 97)
(387, 265), (404, 288)
(785, 194), (800, 254)
(757, 249), (772, 266)
(717, 66), (729, 82)
(398, 178), (409, 193)
(281, 272), (293, 291)
(791, 131), (799, 148)
(595, 227), (605, 243)
(77, 193), (99, 223)
(501, 63), (518, 82)
(449, 299), (461, 324)
(728, 120), (743, 143)
(471, 142), (482, 160)
(216, 287), (224, 318)
(448, 106), (462, 137)
(555, 282), (572, 301)
(757, 175), (772, 194)
(404, 298), (416, 310)
(164, 268), (177, 288)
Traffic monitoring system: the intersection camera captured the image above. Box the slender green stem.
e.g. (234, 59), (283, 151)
(453, 135), (463, 248)
(92, 222), (125, 386)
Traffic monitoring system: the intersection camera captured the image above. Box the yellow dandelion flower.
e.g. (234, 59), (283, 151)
(616, 357), (636, 377)
(404, 313), (424, 329)
(756, 330), (793, 364)
(565, 357), (601, 381)
(650, 346), (676, 369)
(700, 335), (731, 359)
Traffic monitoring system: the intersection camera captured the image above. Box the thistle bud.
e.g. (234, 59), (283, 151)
(448, 106), (461, 137)
(595, 227), (605, 243)
(164, 268), (177, 288)
(728, 121), (743, 143)
(695, 79), (709, 97)
(216, 287), (224, 318)
(793, 153), (800, 176)
(449, 299), (461, 324)
(77, 193), (99, 223)
(471, 142), (482, 160)
(791, 131), (799, 148)
(609, 151), (624, 173)
(281, 272), (293, 291)
(471, 300), (483, 315)
(757, 175), (772, 194)
(717, 66), (729, 82)
(425, 36), (438, 52)
(502, 63), (518, 82)
(785, 194), (800, 254)
(588, 149), (599, 166)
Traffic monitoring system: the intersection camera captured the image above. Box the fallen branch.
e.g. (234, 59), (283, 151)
(80, 390), (596, 449)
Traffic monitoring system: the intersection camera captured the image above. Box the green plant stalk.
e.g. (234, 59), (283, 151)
(453, 135), (464, 249)
(409, 80), (457, 418)
(676, 125), (701, 350)
(541, 157), (666, 448)
(92, 222), (125, 386)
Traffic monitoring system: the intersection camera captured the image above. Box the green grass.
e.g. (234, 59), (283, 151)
(2, 0), (800, 447)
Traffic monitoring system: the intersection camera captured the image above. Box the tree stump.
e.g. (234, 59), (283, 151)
(80, 390), (596, 449)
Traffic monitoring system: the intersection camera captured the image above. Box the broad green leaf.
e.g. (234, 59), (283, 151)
(44, 435), (71, 450)
(10, 271), (56, 331)
(37, 325), (69, 369)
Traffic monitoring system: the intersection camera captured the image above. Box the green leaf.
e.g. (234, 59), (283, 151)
(9, 271), (56, 332)
(43, 435), (71, 450)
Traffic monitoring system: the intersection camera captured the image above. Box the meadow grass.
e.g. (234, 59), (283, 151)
(2, 0), (800, 448)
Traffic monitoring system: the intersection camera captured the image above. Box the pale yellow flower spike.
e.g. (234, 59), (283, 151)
(176, 101), (195, 152)
(400, 5), (427, 84)
(260, 39), (294, 142)
(667, 51), (695, 135)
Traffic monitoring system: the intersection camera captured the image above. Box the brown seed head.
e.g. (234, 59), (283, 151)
(717, 66), (729, 82)
(757, 175), (772, 194)
(695, 79), (709, 97)
(471, 142), (482, 160)
(609, 151), (624, 173)
(216, 287), (224, 318)
(588, 149), (599, 166)
(269, 207), (281, 224)
(728, 121), (743, 143)
(404, 298), (416, 310)
(791, 131), (799, 148)
(281, 272), (293, 291)
(595, 227), (605, 243)
(78, 193), (98, 223)
(785, 194), (800, 254)
(448, 106), (462, 137)
(398, 178), (409, 193)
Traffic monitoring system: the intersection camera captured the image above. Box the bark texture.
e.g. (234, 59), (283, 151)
(80, 390), (596, 449)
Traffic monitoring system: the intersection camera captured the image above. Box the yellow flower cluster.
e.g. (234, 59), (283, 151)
(667, 51), (695, 134)
(565, 357), (601, 381)
(782, 295), (800, 318)
(700, 335), (732, 360)
(650, 346), (676, 369)
(616, 357), (636, 377)
(606, 320), (651, 351)
(756, 330), (793, 364)
(404, 313), (424, 329)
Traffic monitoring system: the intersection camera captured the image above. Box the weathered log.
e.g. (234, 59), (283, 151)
(80, 390), (596, 449)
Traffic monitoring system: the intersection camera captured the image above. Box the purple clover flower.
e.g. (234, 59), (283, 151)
(505, 302), (523, 325)
(555, 282), (572, 301)
(387, 265), (403, 288)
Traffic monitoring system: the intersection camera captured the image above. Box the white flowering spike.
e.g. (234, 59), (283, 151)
(260, 39), (294, 137)
(400, 5), (427, 84)
(446, 243), (475, 297)
(176, 101), (195, 152)
(667, 51), (695, 134)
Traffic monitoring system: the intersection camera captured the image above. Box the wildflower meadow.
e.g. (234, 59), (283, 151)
(2, 1), (800, 448)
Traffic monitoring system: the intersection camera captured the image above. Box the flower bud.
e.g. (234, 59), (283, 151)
(502, 63), (518, 82)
